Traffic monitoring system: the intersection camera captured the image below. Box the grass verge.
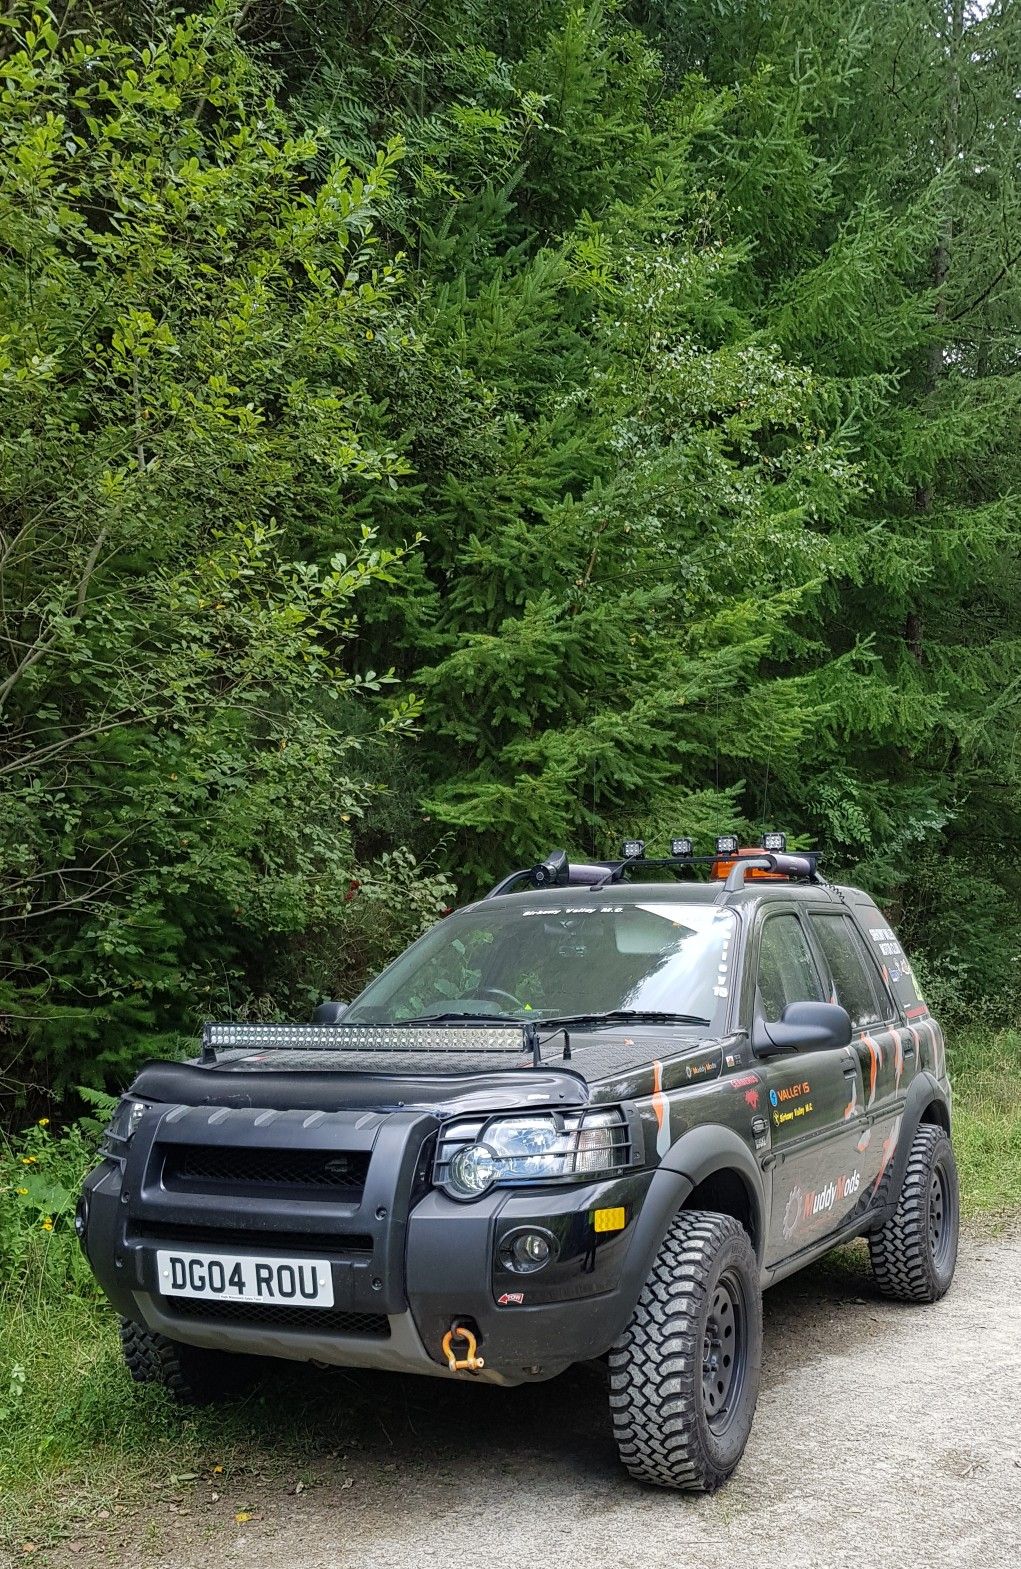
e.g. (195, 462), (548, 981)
(947, 1028), (1021, 1214)
(1, 1027), (1019, 1554)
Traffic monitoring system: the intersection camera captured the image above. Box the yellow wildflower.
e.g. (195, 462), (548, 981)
(41, 1217), (53, 1231)
(16, 1188), (28, 1196)
(21, 1156), (38, 1165)
(37, 1117), (49, 1127)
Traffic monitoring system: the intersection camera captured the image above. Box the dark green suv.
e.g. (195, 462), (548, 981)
(79, 841), (959, 1491)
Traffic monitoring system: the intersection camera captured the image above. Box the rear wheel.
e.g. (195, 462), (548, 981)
(119, 1318), (255, 1404)
(868, 1124), (959, 1303)
(608, 1210), (762, 1491)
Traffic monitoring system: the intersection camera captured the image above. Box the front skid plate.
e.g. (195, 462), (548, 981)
(132, 1296), (538, 1386)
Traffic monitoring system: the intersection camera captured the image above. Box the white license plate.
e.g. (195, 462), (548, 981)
(156, 1249), (335, 1307)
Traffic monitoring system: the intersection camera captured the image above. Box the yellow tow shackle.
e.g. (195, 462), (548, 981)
(441, 1324), (485, 1374)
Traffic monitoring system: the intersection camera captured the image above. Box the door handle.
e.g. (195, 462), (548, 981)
(842, 1064), (857, 1078)
(903, 1039), (916, 1058)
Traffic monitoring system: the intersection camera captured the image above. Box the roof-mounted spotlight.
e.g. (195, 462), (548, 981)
(621, 839), (645, 860)
(532, 849), (568, 887)
(714, 834), (740, 857)
(761, 831), (787, 853)
(670, 837), (694, 858)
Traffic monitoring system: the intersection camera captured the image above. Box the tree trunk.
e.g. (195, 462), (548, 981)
(908, 0), (963, 666)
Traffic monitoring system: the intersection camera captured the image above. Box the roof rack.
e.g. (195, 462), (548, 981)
(484, 845), (822, 899)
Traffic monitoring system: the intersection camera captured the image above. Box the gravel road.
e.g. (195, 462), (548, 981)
(55, 1223), (1021, 1569)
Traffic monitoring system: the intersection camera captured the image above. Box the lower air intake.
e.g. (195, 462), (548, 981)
(165, 1297), (391, 1337)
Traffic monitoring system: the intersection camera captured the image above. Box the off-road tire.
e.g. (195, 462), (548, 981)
(119, 1318), (254, 1405)
(868, 1124), (959, 1303)
(608, 1210), (762, 1492)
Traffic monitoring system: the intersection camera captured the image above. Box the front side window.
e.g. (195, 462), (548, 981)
(347, 901), (737, 1026)
(809, 914), (886, 1029)
(756, 913), (824, 1021)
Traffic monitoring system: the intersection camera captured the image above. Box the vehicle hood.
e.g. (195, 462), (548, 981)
(127, 1058), (591, 1117)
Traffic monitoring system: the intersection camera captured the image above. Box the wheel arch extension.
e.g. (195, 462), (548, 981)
(879, 1071), (952, 1218)
(657, 1126), (768, 1265)
(609, 1126), (768, 1347)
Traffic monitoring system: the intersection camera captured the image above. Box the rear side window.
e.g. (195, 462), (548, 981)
(756, 914), (824, 1020)
(854, 901), (925, 1013)
(809, 914), (887, 1029)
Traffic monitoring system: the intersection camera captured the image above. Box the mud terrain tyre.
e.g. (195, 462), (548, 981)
(608, 1210), (762, 1491)
(869, 1124), (959, 1303)
(119, 1318), (254, 1404)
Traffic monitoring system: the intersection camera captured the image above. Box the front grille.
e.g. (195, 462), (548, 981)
(161, 1145), (370, 1201)
(135, 1221), (373, 1256)
(165, 1296), (390, 1337)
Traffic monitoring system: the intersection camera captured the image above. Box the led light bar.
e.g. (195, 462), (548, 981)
(203, 1022), (526, 1054)
(715, 834), (740, 856)
(670, 837), (694, 857)
(621, 839), (645, 859)
(761, 831), (787, 853)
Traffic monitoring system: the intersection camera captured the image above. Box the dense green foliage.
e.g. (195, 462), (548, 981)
(3, 0), (1021, 1110)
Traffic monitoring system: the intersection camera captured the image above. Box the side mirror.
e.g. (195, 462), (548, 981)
(752, 1000), (851, 1058)
(313, 1000), (349, 1025)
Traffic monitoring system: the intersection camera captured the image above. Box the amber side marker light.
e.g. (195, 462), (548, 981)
(593, 1206), (626, 1233)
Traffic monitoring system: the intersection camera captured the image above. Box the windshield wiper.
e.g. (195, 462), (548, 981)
(398, 1010), (521, 1025)
(537, 1009), (711, 1029)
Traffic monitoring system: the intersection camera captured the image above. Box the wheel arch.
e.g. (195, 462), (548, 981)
(658, 1125), (768, 1266)
(875, 1071), (951, 1223)
(605, 1126), (768, 1355)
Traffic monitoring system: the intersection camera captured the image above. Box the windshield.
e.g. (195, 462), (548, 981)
(347, 901), (736, 1026)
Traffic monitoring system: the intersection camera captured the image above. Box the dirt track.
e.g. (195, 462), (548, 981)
(50, 1223), (1021, 1569)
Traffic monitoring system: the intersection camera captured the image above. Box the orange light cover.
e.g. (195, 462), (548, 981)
(710, 848), (788, 882)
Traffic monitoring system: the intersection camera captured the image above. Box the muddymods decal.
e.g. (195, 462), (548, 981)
(782, 1170), (861, 1239)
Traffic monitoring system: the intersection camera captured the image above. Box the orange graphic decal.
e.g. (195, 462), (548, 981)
(872, 1115), (903, 1195)
(893, 1032), (904, 1093)
(651, 1060), (670, 1158)
(863, 1034), (883, 1108)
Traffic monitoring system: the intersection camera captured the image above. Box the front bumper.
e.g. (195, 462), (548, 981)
(81, 1101), (670, 1385)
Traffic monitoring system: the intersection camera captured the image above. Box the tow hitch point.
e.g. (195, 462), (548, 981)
(442, 1324), (485, 1374)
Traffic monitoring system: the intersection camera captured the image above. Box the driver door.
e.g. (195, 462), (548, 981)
(752, 909), (868, 1266)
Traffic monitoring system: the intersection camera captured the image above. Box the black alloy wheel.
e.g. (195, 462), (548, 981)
(869, 1124), (960, 1303)
(609, 1210), (762, 1491)
(702, 1270), (749, 1434)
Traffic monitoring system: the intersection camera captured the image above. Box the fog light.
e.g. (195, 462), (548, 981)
(448, 1143), (497, 1199)
(499, 1227), (557, 1274)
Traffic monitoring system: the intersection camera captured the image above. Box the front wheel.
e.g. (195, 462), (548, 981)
(868, 1124), (960, 1303)
(120, 1318), (256, 1404)
(608, 1210), (762, 1491)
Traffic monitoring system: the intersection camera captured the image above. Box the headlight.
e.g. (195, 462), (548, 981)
(437, 1108), (632, 1200)
(101, 1096), (152, 1154)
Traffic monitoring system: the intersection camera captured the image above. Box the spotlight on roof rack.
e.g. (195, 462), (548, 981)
(621, 839), (645, 860)
(532, 849), (568, 887)
(715, 834), (740, 856)
(761, 831), (787, 853)
(670, 837), (694, 858)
